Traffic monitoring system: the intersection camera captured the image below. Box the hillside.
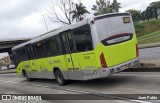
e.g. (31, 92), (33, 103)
(135, 19), (160, 37)
(134, 19), (160, 44)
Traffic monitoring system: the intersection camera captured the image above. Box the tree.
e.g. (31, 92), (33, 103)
(71, 3), (90, 22)
(149, 1), (160, 19)
(92, 0), (113, 16)
(47, 0), (75, 25)
(145, 6), (154, 21)
(141, 5), (158, 22)
(112, 0), (121, 12)
(92, 0), (121, 16)
(141, 10), (147, 21)
(126, 9), (141, 22)
(129, 1), (160, 22)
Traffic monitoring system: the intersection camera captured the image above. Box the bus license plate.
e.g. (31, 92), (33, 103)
(120, 64), (128, 71)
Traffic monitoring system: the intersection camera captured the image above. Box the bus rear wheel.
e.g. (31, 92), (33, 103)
(54, 70), (66, 86)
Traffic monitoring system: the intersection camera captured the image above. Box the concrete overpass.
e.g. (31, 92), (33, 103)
(0, 37), (31, 55)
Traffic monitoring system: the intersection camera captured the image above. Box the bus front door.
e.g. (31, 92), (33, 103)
(25, 45), (37, 78)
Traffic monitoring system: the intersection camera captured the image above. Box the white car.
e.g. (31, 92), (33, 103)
(1, 66), (8, 71)
(8, 64), (15, 69)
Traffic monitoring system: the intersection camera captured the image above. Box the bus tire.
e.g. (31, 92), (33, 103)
(23, 70), (33, 82)
(54, 69), (66, 86)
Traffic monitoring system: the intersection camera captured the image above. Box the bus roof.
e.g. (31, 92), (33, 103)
(94, 12), (130, 20)
(12, 12), (130, 51)
(12, 19), (89, 51)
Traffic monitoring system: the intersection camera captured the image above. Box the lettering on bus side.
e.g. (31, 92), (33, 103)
(83, 52), (94, 59)
(24, 65), (30, 69)
(50, 60), (60, 64)
(84, 56), (90, 59)
(83, 52), (94, 55)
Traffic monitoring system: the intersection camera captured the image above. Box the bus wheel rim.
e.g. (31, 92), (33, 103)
(57, 74), (63, 83)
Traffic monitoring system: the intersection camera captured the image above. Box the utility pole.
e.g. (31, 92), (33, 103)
(42, 14), (49, 31)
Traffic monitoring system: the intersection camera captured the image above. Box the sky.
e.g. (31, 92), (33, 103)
(0, 0), (159, 58)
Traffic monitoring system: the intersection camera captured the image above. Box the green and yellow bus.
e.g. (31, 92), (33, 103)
(12, 13), (139, 86)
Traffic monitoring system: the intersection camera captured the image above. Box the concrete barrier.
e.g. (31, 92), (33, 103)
(124, 59), (160, 72)
(0, 69), (16, 74)
(138, 42), (160, 49)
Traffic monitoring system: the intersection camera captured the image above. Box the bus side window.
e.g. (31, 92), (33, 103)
(12, 51), (18, 67)
(34, 42), (45, 59)
(16, 48), (27, 63)
(73, 25), (93, 52)
(44, 36), (62, 57)
(61, 33), (70, 54)
(60, 31), (76, 54)
(21, 48), (27, 61)
(67, 32), (76, 53)
(26, 45), (36, 60)
(17, 49), (21, 64)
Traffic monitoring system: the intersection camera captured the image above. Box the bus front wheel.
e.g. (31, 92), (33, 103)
(54, 69), (66, 86)
(23, 70), (33, 82)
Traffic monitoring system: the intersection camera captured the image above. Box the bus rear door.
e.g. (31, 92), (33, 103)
(60, 27), (99, 80)
(60, 31), (83, 80)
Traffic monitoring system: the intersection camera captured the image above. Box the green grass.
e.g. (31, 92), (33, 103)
(138, 30), (160, 44)
(135, 19), (160, 44)
(135, 19), (160, 37)
(138, 30), (160, 40)
(138, 35), (160, 44)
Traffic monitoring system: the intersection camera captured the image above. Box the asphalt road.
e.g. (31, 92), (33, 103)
(0, 73), (160, 103)
(139, 47), (160, 60)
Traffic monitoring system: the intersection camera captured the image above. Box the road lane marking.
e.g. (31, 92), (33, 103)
(131, 100), (152, 103)
(65, 89), (89, 94)
(0, 79), (154, 103)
